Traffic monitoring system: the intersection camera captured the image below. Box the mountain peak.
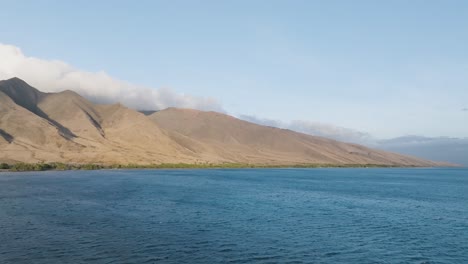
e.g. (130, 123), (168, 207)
(7, 76), (25, 82)
(0, 77), (31, 87)
(0, 77), (41, 91)
(0, 77), (44, 111)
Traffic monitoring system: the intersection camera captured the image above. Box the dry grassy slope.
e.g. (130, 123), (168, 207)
(0, 77), (443, 166)
(37, 88), (197, 163)
(0, 78), (196, 164)
(93, 103), (198, 162)
(38, 90), (105, 141)
(150, 108), (439, 166)
(0, 90), (83, 163)
(0, 91), (72, 147)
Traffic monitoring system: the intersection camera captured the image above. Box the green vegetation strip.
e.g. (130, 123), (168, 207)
(0, 162), (414, 172)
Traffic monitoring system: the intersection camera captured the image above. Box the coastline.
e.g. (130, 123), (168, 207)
(0, 162), (442, 172)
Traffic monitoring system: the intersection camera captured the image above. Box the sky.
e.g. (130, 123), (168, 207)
(0, 0), (467, 140)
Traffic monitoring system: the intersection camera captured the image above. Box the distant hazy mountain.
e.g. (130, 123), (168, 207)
(0, 78), (448, 166)
(377, 136), (468, 166)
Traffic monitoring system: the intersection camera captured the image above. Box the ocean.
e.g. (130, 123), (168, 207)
(0, 168), (467, 263)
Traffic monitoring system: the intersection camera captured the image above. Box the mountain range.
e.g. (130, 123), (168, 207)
(0, 78), (447, 166)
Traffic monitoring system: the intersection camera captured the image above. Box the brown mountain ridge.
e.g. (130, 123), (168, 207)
(0, 77), (444, 166)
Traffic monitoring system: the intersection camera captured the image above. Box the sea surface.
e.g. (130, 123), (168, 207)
(0, 168), (467, 264)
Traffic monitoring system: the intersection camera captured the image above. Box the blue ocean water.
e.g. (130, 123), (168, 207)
(0, 168), (467, 264)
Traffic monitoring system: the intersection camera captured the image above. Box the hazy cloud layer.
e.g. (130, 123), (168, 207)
(463, 108), (468, 111)
(239, 115), (375, 144)
(0, 43), (223, 111)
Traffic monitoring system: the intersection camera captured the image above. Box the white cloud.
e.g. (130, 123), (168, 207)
(0, 43), (223, 111)
(287, 120), (375, 144)
(238, 114), (375, 144)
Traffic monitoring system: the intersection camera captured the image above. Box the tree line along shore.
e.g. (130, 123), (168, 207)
(0, 162), (417, 172)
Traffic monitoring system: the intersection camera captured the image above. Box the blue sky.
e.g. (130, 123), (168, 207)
(1, 0), (467, 138)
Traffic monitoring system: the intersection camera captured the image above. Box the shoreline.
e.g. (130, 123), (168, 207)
(0, 162), (449, 172)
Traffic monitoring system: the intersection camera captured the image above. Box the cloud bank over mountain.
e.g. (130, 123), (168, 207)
(0, 43), (223, 111)
(238, 115), (375, 144)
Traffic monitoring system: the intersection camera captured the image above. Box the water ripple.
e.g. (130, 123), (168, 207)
(0, 168), (467, 263)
